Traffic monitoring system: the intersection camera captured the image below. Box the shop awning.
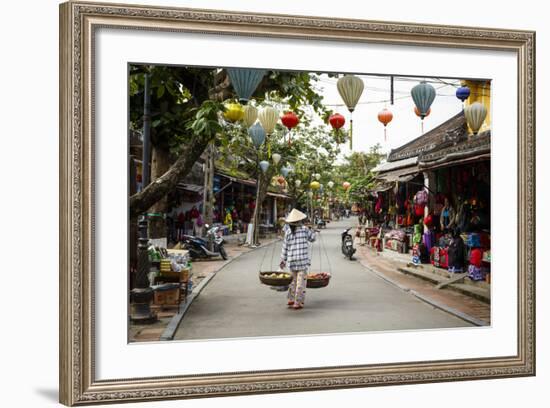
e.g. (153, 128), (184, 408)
(376, 166), (419, 183)
(176, 183), (203, 193)
(217, 173), (257, 187)
(372, 156), (418, 173)
(371, 183), (394, 193)
(267, 192), (290, 199)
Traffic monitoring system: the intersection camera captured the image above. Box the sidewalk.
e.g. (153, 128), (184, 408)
(355, 245), (491, 326)
(129, 237), (278, 342)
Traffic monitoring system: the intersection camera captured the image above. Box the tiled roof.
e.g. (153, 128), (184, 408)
(387, 111), (466, 162)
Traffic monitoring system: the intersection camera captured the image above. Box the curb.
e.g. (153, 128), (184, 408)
(160, 239), (279, 341)
(358, 258), (489, 327)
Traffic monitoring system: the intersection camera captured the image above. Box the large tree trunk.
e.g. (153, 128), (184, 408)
(148, 145), (172, 239)
(129, 134), (211, 220)
(251, 172), (269, 246)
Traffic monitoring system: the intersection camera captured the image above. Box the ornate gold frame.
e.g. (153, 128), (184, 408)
(59, 1), (536, 405)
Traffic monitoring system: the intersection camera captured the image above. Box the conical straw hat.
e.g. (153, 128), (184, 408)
(285, 209), (307, 223)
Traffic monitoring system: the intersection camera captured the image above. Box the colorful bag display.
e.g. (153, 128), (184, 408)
(469, 248), (483, 267)
(430, 247), (449, 268)
(468, 264), (486, 281)
(467, 232), (481, 248)
(414, 189), (429, 206)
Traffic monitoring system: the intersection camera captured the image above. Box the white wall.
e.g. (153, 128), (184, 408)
(0, 0), (546, 407)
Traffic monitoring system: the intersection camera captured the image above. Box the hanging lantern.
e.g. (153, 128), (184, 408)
(456, 85), (471, 103)
(281, 111), (299, 146)
(414, 106), (431, 118)
(328, 113), (345, 144)
(243, 104), (258, 127)
(258, 106), (279, 157)
(464, 102), (487, 135)
(314, 173), (321, 181)
(226, 68), (266, 104)
(337, 75), (364, 149)
(295, 180), (302, 188)
(377, 108), (393, 142)
(343, 181), (351, 190)
(259, 160), (270, 173)
(248, 122), (265, 149)
(319, 184), (324, 192)
(307, 191), (314, 198)
(327, 181), (334, 189)
(277, 176), (286, 185)
(310, 181), (320, 190)
(411, 81), (436, 119)
(281, 166), (290, 177)
(272, 153), (281, 165)
(223, 103), (245, 122)
(258, 106), (279, 134)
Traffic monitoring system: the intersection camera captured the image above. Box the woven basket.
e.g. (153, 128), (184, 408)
(306, 276), (331, 288)
(259, 271), (293, 286)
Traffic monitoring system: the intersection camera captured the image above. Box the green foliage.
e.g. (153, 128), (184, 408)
(186, 100), (225, 142)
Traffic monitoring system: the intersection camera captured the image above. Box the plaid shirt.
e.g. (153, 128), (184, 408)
(281, 224), (316, 272)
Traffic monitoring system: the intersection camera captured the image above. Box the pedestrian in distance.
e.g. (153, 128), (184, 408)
(279, 208), (316, 310)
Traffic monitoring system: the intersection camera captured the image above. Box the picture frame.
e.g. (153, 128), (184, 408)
(59, 1), (535, 405)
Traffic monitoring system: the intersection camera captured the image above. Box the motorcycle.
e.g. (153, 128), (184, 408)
(341, 227), (356, 260)
(182, 224), (228, 261)
(315, 216), (326, 229)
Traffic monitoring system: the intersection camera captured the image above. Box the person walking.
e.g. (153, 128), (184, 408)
(279, 209), (316, 310)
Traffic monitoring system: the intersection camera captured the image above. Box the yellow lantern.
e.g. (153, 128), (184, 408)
(310, 181), (321, 190)
(224, 103), (245, 122)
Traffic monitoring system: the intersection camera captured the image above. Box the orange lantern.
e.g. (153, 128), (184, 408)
(343, 181), (351, 190)
(377, 108), (393, 141)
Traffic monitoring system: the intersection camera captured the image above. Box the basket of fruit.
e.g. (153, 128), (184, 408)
(259, 271), (293, 286)
(306, 272), (331, 288)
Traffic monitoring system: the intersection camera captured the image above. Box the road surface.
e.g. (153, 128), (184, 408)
(174, 217), (472, 340)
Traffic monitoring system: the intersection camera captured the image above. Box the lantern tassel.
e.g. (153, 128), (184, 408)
(349, 116), (353, 150)
(384, 127), (387, 142)
(421, 120), (424, 134)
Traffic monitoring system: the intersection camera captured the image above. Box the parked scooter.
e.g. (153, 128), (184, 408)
(182, 224), (228, 260)
(341, 227), (356, 260)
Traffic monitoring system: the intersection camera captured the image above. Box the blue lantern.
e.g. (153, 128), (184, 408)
(259, 160), (270, 173)
(411, 81), (436, 119)
(456, 85), (471, 102)
(227, 68), (266, 104)
(248, 122), (265, 149)
(281, 167), (290, 177)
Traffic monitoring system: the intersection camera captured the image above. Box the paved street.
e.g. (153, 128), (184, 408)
(174, 217), (472, 341)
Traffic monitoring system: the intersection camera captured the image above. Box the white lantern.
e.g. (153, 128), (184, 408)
(272, 153), (281, 165)
(327, 181), (334, 189)
(295, 180), (302, 188)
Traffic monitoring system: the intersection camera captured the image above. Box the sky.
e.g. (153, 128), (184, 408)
(311, 74), (464, 159)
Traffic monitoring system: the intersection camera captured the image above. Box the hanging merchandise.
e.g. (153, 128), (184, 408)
(337, 74), (365, 149)
(226, 68), (266, 104)
(455, 85), (471, 104)
(328, 113), (346, 143)
(414, 189), (429, 206)
(464, 102), (488, 135)
(411, 81), (436, 133)
(377, 108), (393, 142)
(272, 153), (281, 165)
(258, 106), (279, 157)
(259, 160), (270, 173)
(223, 103), (245, 122)
(248, 122), (266, 149)
(281, 111), (299, 146)
(243, 104), (258, 127)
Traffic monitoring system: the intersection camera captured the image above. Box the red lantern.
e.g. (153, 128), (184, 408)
(377, 108), (393, 141)
(329, 113), (345, 129)
(329, 113), (346, 143)
(281, 112), (299, 146)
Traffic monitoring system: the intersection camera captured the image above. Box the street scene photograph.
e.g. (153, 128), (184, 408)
(127, 64), (491, 342)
